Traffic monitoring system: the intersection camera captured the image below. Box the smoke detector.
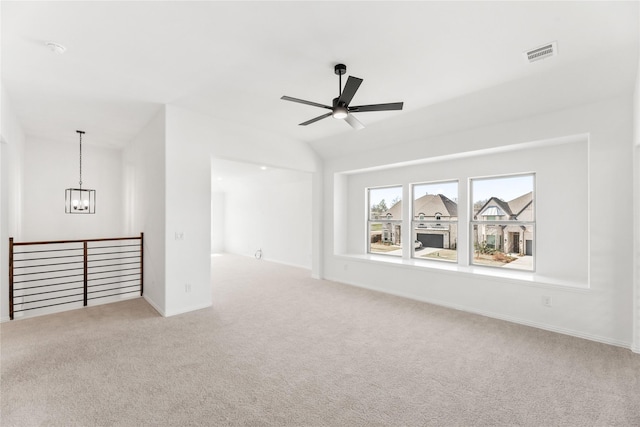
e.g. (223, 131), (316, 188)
(45, 41), (66, 54)
(524, 41), (557, 63)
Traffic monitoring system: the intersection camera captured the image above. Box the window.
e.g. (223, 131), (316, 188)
(470, 174), (534, 271)
(412, 181), (458, 262)
(368, 186), (403, 256)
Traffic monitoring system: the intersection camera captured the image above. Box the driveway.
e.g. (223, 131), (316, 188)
(502, 255), (533, 270)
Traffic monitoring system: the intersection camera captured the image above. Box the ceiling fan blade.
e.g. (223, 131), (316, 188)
(337, 76), (363, 106)
(344, 114), (365, 130)
(281, 96), (331, 110)
(349, 102), (404, 112)
(299, 112), (333, 126)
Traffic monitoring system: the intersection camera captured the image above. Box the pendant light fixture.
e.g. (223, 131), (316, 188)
(65, 130), (96, 214)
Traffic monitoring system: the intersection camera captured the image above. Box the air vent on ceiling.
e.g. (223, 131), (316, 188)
(524, 41), (557, 63)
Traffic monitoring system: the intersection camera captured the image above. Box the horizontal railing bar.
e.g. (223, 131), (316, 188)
(88, 266), (139, 280)
(13, 299), (85, 313)
(13, 287), (84, 298)
(85, 250), (140, 257)
(87, 290), (139, 301)
(89, 265), (141, 270)
(87, 255), (141, 263)
(88, 244), (140, 250)
(14, 260), (84, 269)
(88, 272), (140, 282)
(86, 261), (140, 269)
(13, 254), (84, 262)
(88, 279), (140, 289)
(87, 277), (140, 288)
(88, 284), (140, 294)
(12, 236), (141, 246)
(14, 292), (85, 305)
(14, 267), (84, 277)
(12, 279), (84, 291)
(14, 248), (83, 255)
(13, 274), (85, 284)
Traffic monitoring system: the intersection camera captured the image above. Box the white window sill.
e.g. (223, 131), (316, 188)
(335, 253), (589, 291)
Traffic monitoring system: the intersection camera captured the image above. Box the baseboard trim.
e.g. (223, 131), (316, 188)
(0, 316), (10, 323)
(164, 302), (212, 318)
(326, 275), (632, 350)
(221, 252), (312, 271)
(263, 257), (311, 271)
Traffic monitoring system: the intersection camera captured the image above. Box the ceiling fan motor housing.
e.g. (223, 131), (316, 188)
(334, 63), (347, 75)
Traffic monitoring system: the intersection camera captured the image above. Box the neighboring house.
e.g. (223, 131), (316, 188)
(371, 201), (402, 246)
(413, 194), (458, 249)
(372, 192), (533, 254)
(373, 194), (459, 249)
(473, 192), (534, 255)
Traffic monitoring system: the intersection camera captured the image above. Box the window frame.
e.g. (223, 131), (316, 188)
(469, 173), (536, 272)
(411, 180), (459, 263)
(367, 185), (404, 257)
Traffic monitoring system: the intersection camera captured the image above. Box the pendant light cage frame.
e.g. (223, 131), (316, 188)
(65, 188), (96, 214)
(65, 130), (96, 214)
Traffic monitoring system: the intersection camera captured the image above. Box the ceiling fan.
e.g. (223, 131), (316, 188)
(281, 64), (403, 130)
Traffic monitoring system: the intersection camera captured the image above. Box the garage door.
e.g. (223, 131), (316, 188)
(418, 234), (444, 248)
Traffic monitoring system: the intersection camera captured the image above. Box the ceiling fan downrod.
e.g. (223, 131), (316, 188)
(335, 63), (346, 97)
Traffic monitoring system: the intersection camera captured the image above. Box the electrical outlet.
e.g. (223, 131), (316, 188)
(542, 295), (552, 307)
(185, 283), (191, 293)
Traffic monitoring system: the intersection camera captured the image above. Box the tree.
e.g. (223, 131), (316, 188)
(371, 199), (388, 214)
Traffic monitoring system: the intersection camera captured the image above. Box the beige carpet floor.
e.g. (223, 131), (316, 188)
(1, 254), (640, 426)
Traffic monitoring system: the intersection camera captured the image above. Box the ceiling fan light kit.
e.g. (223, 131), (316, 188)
(281, 63), (403, 129)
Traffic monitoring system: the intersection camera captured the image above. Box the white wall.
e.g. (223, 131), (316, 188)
(211, 191), (225, 253)
(123, 107), (167, 316)
(160, 105), (320, 316)
(121, 105), (320, 317)
(633, 10), (640, 353)
(324, 94), (635, 348)
(222, 167), (312, 269)
(21, 136), (123, 241)
(0, 84), (25, 321)
(164, 107), (212, 317)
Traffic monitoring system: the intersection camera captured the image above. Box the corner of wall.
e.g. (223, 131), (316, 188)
(143, 294), (166, 317)
(632, 27), (640, 353)
(0, 84), (26, 324)
(124, 106), (168, 316)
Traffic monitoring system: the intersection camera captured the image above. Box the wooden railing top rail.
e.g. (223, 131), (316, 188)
(11, 234), (143, 247)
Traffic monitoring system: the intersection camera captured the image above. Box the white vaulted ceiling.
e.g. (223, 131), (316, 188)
(2, 1), (638, 154)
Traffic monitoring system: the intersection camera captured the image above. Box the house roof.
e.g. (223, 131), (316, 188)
(414, 194), (458, 218)
(381, 194), (458, 220)
(478, 198), (513, 218)
(507, 192), (534, 220)
(476, 192), (533, 220)
(383, 199), (403, 220)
